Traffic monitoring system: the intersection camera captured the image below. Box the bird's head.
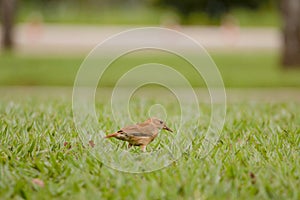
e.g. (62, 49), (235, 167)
(147, 118), (173, 132)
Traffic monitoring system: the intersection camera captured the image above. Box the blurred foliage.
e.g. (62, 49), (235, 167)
(152, 0), (277, 20)
(16, 0), (279, 25)
(18, 0), (161, 24)
(20, 0), (148, 10)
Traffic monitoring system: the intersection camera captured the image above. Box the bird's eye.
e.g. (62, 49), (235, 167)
(159, 120), (163, 124)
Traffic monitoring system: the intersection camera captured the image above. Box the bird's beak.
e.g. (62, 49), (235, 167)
(163, 125), (173, 132)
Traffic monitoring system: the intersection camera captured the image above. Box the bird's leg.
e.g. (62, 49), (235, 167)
(127, 143), (132, 149)
(140, 145), (146, 152)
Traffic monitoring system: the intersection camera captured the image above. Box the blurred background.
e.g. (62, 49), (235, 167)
(0, 0), (300, 101)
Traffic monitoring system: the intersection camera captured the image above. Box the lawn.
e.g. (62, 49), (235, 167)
(0, 99), (299, 199)
(1, 51), (300, 87)
(0, 51), (299, 199)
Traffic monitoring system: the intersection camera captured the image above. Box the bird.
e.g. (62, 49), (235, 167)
(105, 118), (173, 152)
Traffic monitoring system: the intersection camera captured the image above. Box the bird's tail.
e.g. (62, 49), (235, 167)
(104, 132), (119, 138)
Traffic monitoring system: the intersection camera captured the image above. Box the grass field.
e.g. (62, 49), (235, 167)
(1, 50), (299, 199)
(0, 98), (299, 199)
(1, 51), (300, 87)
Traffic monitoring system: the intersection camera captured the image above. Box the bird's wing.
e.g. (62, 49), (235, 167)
(121, 124), (154, 137)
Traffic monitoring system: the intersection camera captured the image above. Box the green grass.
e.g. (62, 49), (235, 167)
(1, 51), (300, 87)
(0, 98), (299, 199)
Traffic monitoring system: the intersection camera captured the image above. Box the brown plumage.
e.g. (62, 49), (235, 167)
(105, 118), (173, 152)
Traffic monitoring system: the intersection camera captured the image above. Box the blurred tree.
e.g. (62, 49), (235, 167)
(280, 0), (300, 67)
(0, 0), (17, 50)
(152, 0), (270, 20)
